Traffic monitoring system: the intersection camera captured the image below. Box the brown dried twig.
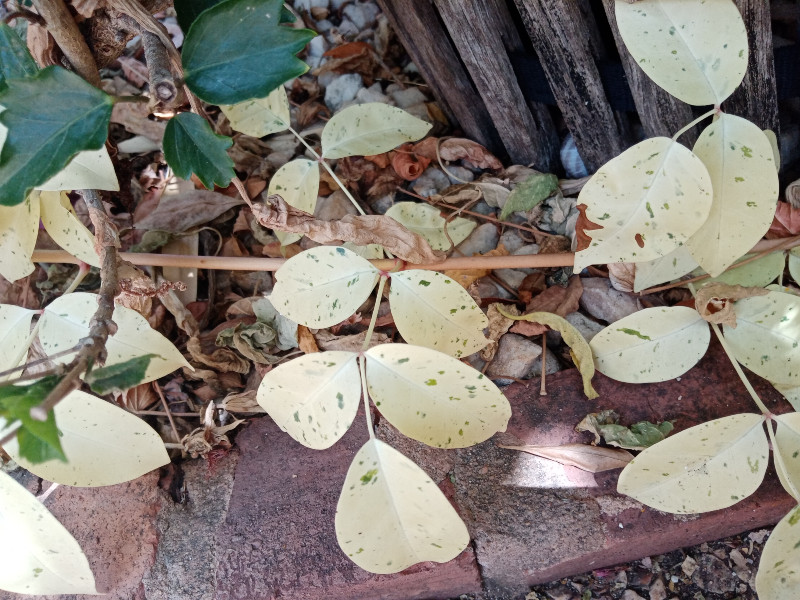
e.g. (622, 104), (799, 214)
(31, 0), (100, 85)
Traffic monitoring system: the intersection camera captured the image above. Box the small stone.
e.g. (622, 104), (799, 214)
(294, 0), (328, 10)
(445, 165), (475, 184)
(649, 578), (667, 600)
(356, 83), (390, 104)
(411, 166), (451, 197)
(612, 570), (628, 591)
(333, 17), (359, 38)
(314, 18), (333, 33)
(499, 229), (525, 253)
(544, 584), (575, 600)
(486, 333), (543, 383)
(579, 277), (640, 324)
(456, 222), (499, 256)
(495, 268), (527, 289)
(691, 554), (737, 594)
(528, 347), (562, 378)
(621, 591), (645, 600)
(314, 190), (358, 221)
(748, 529), (770, 544)
(565, 312), (604, 343)
(681, 556), (698, 577)
(342, 2), (380, 29)
(390, 86), (427, 109)
(369, 194), (394, 215)
(728, 549), (752, 582)
(324, 73), (363, 112)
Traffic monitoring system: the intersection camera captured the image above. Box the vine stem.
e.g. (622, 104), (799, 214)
(672, 107), (717, 142)
(362, 276), (388, 352)
(766, 422), (800, 502)
(359, 357), (375, 440)
(287, 126), (366, 217)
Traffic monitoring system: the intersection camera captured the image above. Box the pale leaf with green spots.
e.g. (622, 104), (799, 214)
(0, 304), (35, 382)
(321, 103), (431, 159)
(722, 291), (800, 386)
(692, 251), (785, 289)
(498, 308), (597, 398)
(0, 194), (39, 282)
(38, 191), (100, 267)
(590, 306), (710, 383)
(0, 470), (97, 594)
(773, 413), (800, 502)
(685, 114), (779, 276)
(617, 413), (768, 514)
(0, 389), (169, 486)
(614, 0), (748, 105)
(268, 158), (319, 246)
(764, 129), (780, 170)
(773, 382), (800, 412)
(755, 505), (800, 599)
(270, 246), (380, 328)
(342, 242), (384, 259)
(335, 438), (469, 573)
(256, 351), (360, 449)
(365, 344), (511, 448)
(220, 85), (290, 138)
(385, 202), (475, 251)
(498, 172), (558, 221)
(39, 292), (190, 383)
(35, 146), (118, 192)
(632, 245), (698, 293)
(389, 270), (488, 358)
(789, 248), (800, 287)
(573, 137), (712, 272)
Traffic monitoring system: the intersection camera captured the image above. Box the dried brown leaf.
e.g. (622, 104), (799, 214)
(314, 330), (391, 352)
(509, 320), (548, 337)
(391, 144), (431, 180)
(218, 390), (265, 414)
(298, 325), (319, 354)
(187, 337), (250, 374)
(416, 138), (502, 170)
(575, 203), (603, 253)
(111, 102), (167, 142)
(135, 190), (244, 233)
(444, 244), (509, 289)
(768, 201), (800, 237)
(608, 263), (636, 293)
(116, 55), (149, 88)
(481, 302), (519, 361)
(113, 382), (157, 412)
(430, 183), (483, 206)
(525, 275), (583, 316)
(252, 195), (444, 264)
(69, 0), (101, 18)
(695, 282), (769, 328)
(498, 443), (634, 473)
(182, 403), (245, 458)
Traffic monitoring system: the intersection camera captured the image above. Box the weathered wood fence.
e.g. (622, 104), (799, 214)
(376, 0), (800, 177)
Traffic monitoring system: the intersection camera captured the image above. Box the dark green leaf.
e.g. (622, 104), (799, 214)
(0, 376), (66, 463)
(85, 354), (156, 395)
(174, 0), (223, 34)
(0, 66), (113, 206)
(279, 6), (297, 23)
(598, 421), (674, 451)
(0, 22), (38, 89)
(162, 112), (235, 189)
(182, 0), (315, 105)
(499, 173), (559, 221)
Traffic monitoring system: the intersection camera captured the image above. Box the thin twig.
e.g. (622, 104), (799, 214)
(141, 30), (178, 106)
(135, 410), (202, 418)
(31, 0), (100, 85)
(154, 382), (180, 442)
(540, 334), (548, 396)
(231, 176), (255, 209)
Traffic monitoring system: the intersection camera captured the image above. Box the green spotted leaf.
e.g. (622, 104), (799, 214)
(182, 0), (314, 105)
(38, 191), (100, 267)
(614, 0), (748, 105)
(221, 85), (291, 138)
(270, 246), (380, 328)
(0, 304), (35, 382)
(335, 438), (469, 573)
(686, 114), (779, 276)
(0, 195), (39, 282)
(617, 413), (768, 513)
(693, 251), (786, 289)
(321, 103), (432, 159)
(162, 112), (234, 189)
(573, 137), (713, 272)
(0, 470), (97, 594)
(755, 505), (800, 599)
(789, 248), (800, 287)
(268, 158), (320, 246)
(389, 270), (488, 358)
(256, 351), (359, 449)
(632, 245), (699, 293)
(590, 306), (710, 383)
(385, 202), (475, 251)
(0, 67), (113, 206)
(773, 413), (800, 502)
(499, 172), (558, 221)
(365, 343), (511, 448)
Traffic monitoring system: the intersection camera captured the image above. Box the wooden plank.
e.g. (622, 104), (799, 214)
(601, 0), (697, 144)
(433, 0), (560, 170)
(374, 0), (502, 154)
(724, 0), (779, 135)
(513, 0), (626, 172)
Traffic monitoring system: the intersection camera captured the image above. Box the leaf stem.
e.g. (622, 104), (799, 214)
(0, 421), (22, 450)
(359, 356), (375, 439)
(709, 322), (771, 414)
(766, 421), (800, 502)
(362, 275), (387, 352)
(672, 108), (716, 142)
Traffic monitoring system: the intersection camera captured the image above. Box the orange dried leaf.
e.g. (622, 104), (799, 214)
(695, 282), (769, 328)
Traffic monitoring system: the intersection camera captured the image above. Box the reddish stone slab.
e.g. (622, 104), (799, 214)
(215, 412), (483, 600)
(451, 338), (796, 596)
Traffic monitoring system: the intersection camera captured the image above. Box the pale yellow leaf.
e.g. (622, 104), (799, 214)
(617, 413), (768, 513)
(789, 248), (800, 286)
(389, 270), (488, 358)
(256, 351), (360, 449)
(35, 146), (119, 192)
(321, 103), (432, 159)
(0, 470), (97, 594)
(39, 292), (190, 382)
(773, 413), (800, 502)
(220, 85), (290, 138)
(498, 443), (633, 473)
(269, 158), (319, 247)
(341, 242), (384, 259)
(0, 304), (35, 382)
(686, 114), (779, 276)
(632, 245), (698, 293)
(573, 137), (712, 272)
(0, 195), (39, 282)
(385, 202), (476, 251)
(335, 438), (469, 573)
(615, 0), (748, 105)
(723, 291), (800, 386)
(38, 190), (100, 267)
(755, 505), (800, 599)
(270, 246), (380, 328)
(692, 251), (786, 288)
(1, 389), (169, 486)
(773, 382), (800, 412)
(365, 343), (511, 448)
(764, 129), (781, 171)
(590, 306), (710, 383)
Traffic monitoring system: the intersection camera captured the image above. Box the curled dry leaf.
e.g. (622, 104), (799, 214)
(787, 179), (800, 209)
(498, 442), (634, 473)
(181, 402), (244, 459)
(768, 201), (800, 237)
(444, 245), (509, 289)
(135, 190), (244, 233)
(187, 336), (250, 374)
(481, 302), (519, 361)
(608, 263), (636, 293)
(252, 195), (445, 264)
(413, 137), (502, 170)
(113, 382), (158, 412)
(314, 329), (391, 352)
(390, 143), (431, 180)
(695, 282), (769, 328)
(218, 390), (265, 414)
(525, 275), (583, 316)
(576, 410), (674, 451)
(297, 325), (319, 354)
(430, 183), (484, 206)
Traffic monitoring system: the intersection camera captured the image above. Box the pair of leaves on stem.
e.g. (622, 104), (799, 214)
(257, 344), (510, 572)
(271, 246), (488, 357)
